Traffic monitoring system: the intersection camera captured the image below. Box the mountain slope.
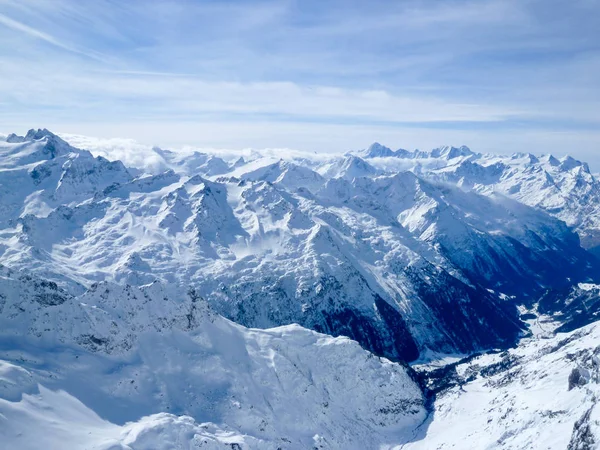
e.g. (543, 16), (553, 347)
(406, 320), (600, 450)
(0, 265), (426, 449)
(2, 130), (599, 362)
(2, 130), (600, 449)
(359, 144), (600, 251)
(2, 266), (599, 449)
(538, 282), (600, 333)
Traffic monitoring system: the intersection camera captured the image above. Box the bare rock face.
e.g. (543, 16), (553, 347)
(568, 406), (598, 450)
(569, 366), (591, 391)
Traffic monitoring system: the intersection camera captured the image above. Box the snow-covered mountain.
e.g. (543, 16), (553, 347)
(406, 318), (600, 450)
(1, 265), (599, 448)
(362, 142), (475, 161)
(2, 129), (600, 448)
(0, 129), (132, 229)
(0, 265), (426, 449)
(359, 142), (600, 253)
(537, 282), (600, 333)
(1, 130), (598, 363)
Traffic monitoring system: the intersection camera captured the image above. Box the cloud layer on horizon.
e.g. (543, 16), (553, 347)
(0, 0), (599, 163)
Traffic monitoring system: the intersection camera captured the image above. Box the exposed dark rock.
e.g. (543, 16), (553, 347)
(568, 406), (597, 450)
(568, 366), (591, 391)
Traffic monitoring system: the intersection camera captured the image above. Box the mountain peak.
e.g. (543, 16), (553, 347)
(24, 128), (59, 141)
(2, 129), (57, 144)
(5, 133), (26, 143)
(560, 155), (583, 171)
(431, 145), (475, 159)
(545, 154), (561, 166)
(365, 142), (395, 158)
(0, 128), (76, 166)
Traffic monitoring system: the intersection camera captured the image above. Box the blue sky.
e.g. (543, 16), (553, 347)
(1, 0), (599, 162)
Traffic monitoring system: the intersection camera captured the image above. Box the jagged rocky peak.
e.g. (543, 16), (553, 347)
(231, 156), (246, 169)
(560, 155), (584, 171)
(24, 128), (59, 141)
(5, 133), (26, 143)
(3, 128), (75, 162)
(430, 145), (474, 159)
(544, 153), (561, 166)
(362, 143), (476, 160)
(365, 142), (396, 157)
(5, 128), (59, 143)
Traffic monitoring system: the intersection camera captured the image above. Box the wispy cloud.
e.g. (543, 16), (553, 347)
(0, 12), (106, 61)
(1, 0), (599, 164)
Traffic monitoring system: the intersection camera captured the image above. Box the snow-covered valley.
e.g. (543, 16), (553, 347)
(408, 319), (600, 450)
(1, 129), (600, 448)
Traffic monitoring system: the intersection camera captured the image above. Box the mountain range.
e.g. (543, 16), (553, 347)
(1, 129), (599, 448)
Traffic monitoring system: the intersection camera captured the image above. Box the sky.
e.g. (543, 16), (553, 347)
(0, 0), (599, 163)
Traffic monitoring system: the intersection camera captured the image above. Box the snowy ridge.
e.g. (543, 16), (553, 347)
(0, 266), (425, 449)
(2, 266), (600, 448)
(361, 142), (475, 160)
(1, 130), (599, 362)
(2, 130), (600, 448)
(52, 132), (600, 249)
(357, 143), (600, 251)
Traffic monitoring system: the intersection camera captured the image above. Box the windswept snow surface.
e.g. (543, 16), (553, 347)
(0, 266), (425, 449)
